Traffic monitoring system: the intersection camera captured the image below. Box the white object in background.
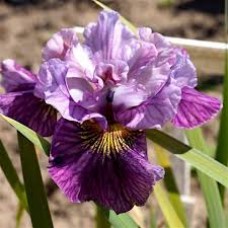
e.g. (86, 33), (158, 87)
(74, 26), (227, 51)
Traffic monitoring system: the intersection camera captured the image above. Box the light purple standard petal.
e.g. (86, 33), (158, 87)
(0, 90), (57, 136)
(37, 59), (107, 128)
(65, 43), (95, 80)
(127, 41), (157, 78)
(115, 78), (181, 129)
(172, 86), (222, 128)
(35, 59), (70, 115)
(170, 49), (197, 88)
(84, 10), (135, 61)
(49, 119), (164, 213)
(42, 28), (78, 61)
(0, 59), (37, 92)
(94, 60), (129, 86)
(112, 63), (171, 111)
(138, 27), (197, 88)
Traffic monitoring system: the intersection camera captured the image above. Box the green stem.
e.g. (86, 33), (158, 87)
(215, 0), (228, 201)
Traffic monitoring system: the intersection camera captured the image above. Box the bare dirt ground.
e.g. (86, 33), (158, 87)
(0, 0), (225, 227)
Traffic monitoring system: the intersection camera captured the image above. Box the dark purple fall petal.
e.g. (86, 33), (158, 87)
(0, 91), (57, 137)
(49, 118), (164, 213)
(172, 86), (222, 128)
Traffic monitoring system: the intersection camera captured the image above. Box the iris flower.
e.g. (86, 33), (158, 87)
(0, 59), (57, 136)
(0, 10), (221, 213)
(41, 11), (221, 213)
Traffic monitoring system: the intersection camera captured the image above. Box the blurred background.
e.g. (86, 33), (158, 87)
(0, 0), (225, 227)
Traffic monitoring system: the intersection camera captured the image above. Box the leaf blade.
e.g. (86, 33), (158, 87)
(215, 0), (228, 199)
(0, 140), (28, 211)
(146, 129), (228, 188)
(153, 145), (188, 226)
(1, 115), (50, 155)
(18, 133), (53, 228)
(186, 128), (226, 228)
(98, 206), (139, 228)
(154, 183), (184, 228)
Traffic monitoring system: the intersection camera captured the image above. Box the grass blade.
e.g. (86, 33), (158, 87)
(186, 128), (226, 228)
(153, 144), (187, 226)
(146, 130), (228, 188)
(16, 203), (25, 228)
(154, 183), (184, 228)
(1, 115), (50, 155)
(0, 140), (28, 211)
(92, 0), (137, 33)
(215, 0), (228, 200)
(18, 133), (53, 228)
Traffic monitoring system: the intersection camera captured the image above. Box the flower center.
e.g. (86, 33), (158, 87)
(79, 121), (141, 157)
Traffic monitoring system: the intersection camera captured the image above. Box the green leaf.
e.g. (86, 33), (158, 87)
(146, 129), (228, 188)
(154, 183), (184, 228)
(96, 206), (111, 228)
(215, 0), (228, 200)
(1, 115), (50, 155)
(18, 133), (53, 228)
(186, 128), (226, 228)
(92, 0), (137, 33)
(99, 207), (139, 228)
(154, 145), (188, 227)
(0, 140), (28, 211)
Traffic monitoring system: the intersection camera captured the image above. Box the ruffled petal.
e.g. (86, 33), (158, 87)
(66, 73), (94, 103)
(49, 119), (164, 213)
(139, 28), (172, 53)
(0, 91), (57, 136)
(42, 28), (78, 61)
(37, 59), (107, 127)
(65, 65), (101, 110)
(94, 60), (129, 86)
(139, 28), (197, 88)
(112, 64), (170, 110)
(112, 84), (148, 109)
(0, 59), (37, 92)
(84, 11), (134, 61)
(115, 78), (182, 129)
(139, 28), (173, 64)
(172, 86), (222, 128)
(127, 41), (157, 78)
(170, 49), (197, 88)
(65, 44), (95, 80)
(35, 59), (71, 116)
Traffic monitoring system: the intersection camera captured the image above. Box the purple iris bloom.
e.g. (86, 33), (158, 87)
(38, 11), (221, 213)
(0, 59), (57, 137)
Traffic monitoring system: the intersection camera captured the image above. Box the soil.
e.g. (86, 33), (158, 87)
(0, 0), (225, 227)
